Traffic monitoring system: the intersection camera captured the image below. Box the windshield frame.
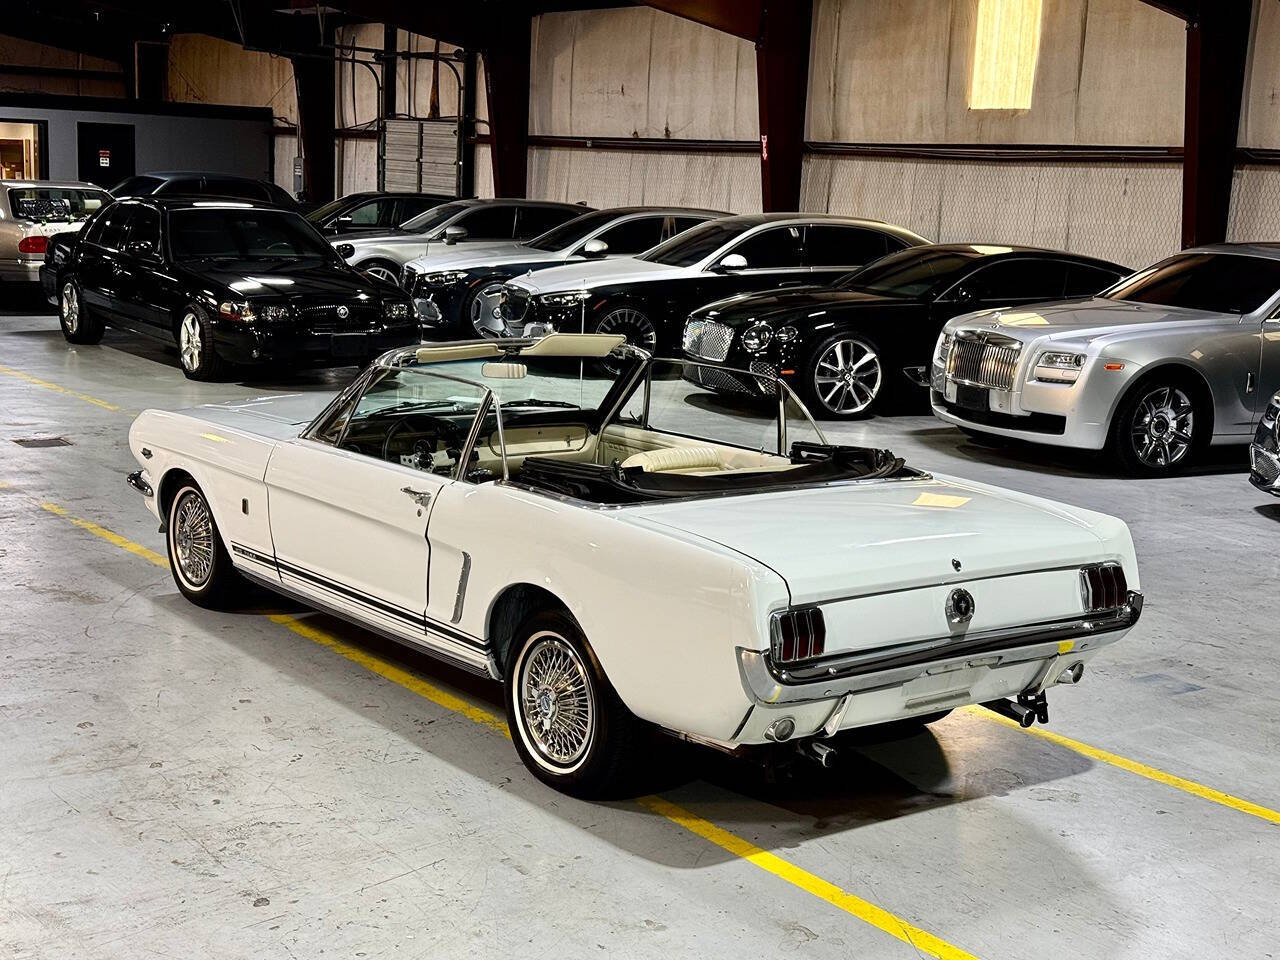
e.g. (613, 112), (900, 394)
(637, 219), (754, 268)
(1100, 252), (1280, 316)
(398, 200), (471, 235)
(837, 247), (982, 299)
(524, 208), (622, 252)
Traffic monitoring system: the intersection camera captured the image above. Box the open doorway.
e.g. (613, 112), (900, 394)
(0, 121), (43, 180)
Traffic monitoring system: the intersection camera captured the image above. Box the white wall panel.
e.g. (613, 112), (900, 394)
(802, 154), (1179, 268)
(272, 135), (298, 191)
(1242, 0), (1280, 149)
(808, 0), (1184, 146)
(1228, 166), (1280, 241)
(338, 139), (378, 196)
(528, 146), (759, 213)
(475, 144), (495, 199)
(169, 34), (297, 125)
(529, 9), (757, 139)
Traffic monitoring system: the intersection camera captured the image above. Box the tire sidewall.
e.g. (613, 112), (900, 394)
(799, 330), (885, 420)
(504, 610), (618, 792)
(176, 304), (218, 380)
(1110, 374), (1204, 476)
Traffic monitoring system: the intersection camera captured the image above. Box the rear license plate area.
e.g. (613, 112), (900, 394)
(331, 333), (368, 357)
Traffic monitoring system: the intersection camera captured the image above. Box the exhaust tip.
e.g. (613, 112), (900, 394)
(764, 717), (796, 742)
(1057, 662), (1085, 685)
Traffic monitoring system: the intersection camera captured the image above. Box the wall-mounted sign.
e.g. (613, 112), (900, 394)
(98, 150), (111, 168)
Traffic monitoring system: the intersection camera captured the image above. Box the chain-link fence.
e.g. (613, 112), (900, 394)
(1228, 166), (1280, 242)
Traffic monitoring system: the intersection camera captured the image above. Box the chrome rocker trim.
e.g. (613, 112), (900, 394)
(737, 591), (1143, 705)
(126, 470), (154, 498)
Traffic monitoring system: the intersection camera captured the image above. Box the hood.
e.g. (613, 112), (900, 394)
(948, 298), (1233, 343)
(621, 474), (1123, 605)
(506, 256), (680, 294)
(694, 287), (902, 326)
(337, 232), (437, 253)
(190, 259), (401, 302)
(407, 242), (560, 272)
(179, 393), (333, 441)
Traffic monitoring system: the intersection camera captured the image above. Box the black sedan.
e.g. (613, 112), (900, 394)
(306, 191), (453, 236)
(681, 244), (1129, 418)
(496, 214), (929, 352)
(112, 172), (300, 208)
(48, 197), (417, 380)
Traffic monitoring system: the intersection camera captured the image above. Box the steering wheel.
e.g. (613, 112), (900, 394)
(382, 413), (466, 469)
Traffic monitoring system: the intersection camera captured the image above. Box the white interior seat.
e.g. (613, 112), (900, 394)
(621, 446), (724, 473)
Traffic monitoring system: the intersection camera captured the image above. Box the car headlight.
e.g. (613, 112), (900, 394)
(257, 304), (292, 322)
(218, 301), (257, 323)
(775, 325), (798, 344)
(741, 322), (773, 353)
(421, 270), (467, 287)
(384, 301), (411, 321)
(936, 332), (953, 362)
(537, 289), (591, 308)
(1034, 351), (1086, 383)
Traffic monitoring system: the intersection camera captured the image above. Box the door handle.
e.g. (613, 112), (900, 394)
(401, 486), (432, 507)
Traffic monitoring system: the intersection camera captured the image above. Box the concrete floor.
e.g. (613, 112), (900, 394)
(2, 292), (1278, 960)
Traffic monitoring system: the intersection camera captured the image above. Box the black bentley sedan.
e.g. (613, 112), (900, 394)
(49, 198), (417, 380)
(495, 214), (929, 352)
(681, 243), (1129, 418)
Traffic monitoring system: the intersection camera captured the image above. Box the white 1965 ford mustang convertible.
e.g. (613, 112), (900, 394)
(127, 334), (1142, 796)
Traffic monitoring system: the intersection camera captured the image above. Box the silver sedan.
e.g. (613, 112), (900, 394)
(930, 243), (1280, 475)
(0, 180), (112, 282)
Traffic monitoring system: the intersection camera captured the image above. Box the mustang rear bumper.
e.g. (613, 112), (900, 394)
(736, 591), (1142, 708)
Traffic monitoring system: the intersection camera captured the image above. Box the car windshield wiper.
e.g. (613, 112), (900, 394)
(503, 399), (581, 410)
(372, 398), (473, 416)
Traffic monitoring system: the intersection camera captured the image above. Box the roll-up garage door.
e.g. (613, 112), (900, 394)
(382, 119), (459, 196)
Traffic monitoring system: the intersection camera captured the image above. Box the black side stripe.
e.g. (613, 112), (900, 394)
(230, 542), (277, 568)
(272, 556), (485, 649)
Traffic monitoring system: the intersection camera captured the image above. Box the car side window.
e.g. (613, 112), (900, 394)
(516, 206), (578, 238)
(725, 226), (805, 269)
(127, 206), (161, 253)
(591, 217), (666, 256)
(164, 178), (202, 195)
(667, 216), (706, 241)
(396, 198), (440, 223)
(97, 205), (135, 250)
(1065, 262), (1124, 297)
(80, 207), (110, 245)
(958, 259), (1070, 302)
(457, 206), (517, 240)
(345, 199), (391, 226)
(804, 226), (890, 268)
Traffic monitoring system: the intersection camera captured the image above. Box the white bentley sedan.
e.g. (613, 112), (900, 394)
(127, 335), (1142, 796)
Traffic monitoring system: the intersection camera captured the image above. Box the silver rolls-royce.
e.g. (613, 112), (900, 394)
(0, 180), (112, 283)
(930, 243), (1280, 475)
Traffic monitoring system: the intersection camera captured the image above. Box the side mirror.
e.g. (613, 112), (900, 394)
(581, 238), (609, 259)
(443, 225), (469, 245)
(125, 240), (156, 259)
(713, 253), (748, 273)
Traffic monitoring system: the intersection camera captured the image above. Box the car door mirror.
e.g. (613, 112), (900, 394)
(125, 240), (156, 260)
(581, 238), (609, 259)
(713, 253), (748, 273)
(443, 225), (469, 245)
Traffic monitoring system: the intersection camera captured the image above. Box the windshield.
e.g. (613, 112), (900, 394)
(526, 209), (620, 251)
(399, 201), (469, 234)
(639, 220), (753, 267)
(168, 208), (337, 261)
(306, 197), (354, 223)
(839, 248), (979, 297)
(8, 187), (111, 222)
(1103, 253), (1280, 314)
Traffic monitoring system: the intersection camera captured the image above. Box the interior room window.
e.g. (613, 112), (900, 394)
(969, 0), (1043, 110)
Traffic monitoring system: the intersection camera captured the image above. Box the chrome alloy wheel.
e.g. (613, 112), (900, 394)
(172, 491), (215, 588)
(517, 632), (596, 770)
(178, 313), (202, 372)
(364, 264), (399, 286)
(814, 337), (882, 414)
(595, 307), (657, 351)
(61, 282), (79, 333)
(1131, 385), (1195, 469)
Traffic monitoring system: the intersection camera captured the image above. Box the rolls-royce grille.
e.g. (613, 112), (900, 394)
(299, 302), (380, 333)
(499, 288), (530, 323)
(1080, 563), (1128, 613)
(947, 335), (1021, 390)
(683, 318), (734, 361)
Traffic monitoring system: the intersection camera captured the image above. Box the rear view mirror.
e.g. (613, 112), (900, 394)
(481, 361), (527, 379)
(443, 225), (469, 245)
(581, 238), (609, 259)
(714, 253), (748, 272)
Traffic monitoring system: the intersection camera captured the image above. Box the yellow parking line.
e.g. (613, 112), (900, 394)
(0, 363), (124, 413)
(31, 496), (981, 960)
(963, 705), (1280, 826)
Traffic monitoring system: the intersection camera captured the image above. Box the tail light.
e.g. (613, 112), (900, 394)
(771, 607), (826, 664)
(18, 236), (48, 254)
(1080, 563), (1127, 613)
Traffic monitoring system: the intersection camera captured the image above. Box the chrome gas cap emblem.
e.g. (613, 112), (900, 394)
(946, 588), (976, 625)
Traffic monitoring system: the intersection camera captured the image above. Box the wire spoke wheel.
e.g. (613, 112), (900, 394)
(61, 283), (79, 333)
(172, 491), (215, 587)
(1130, 385), (1195, 469)
(813, 337), (882, 414)
(518, 632), (596, 769)
(179, 313), (202, 372)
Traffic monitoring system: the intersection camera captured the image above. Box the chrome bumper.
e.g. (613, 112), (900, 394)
(736, 592), (1143, 705)
(126, 470), (153, 498)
